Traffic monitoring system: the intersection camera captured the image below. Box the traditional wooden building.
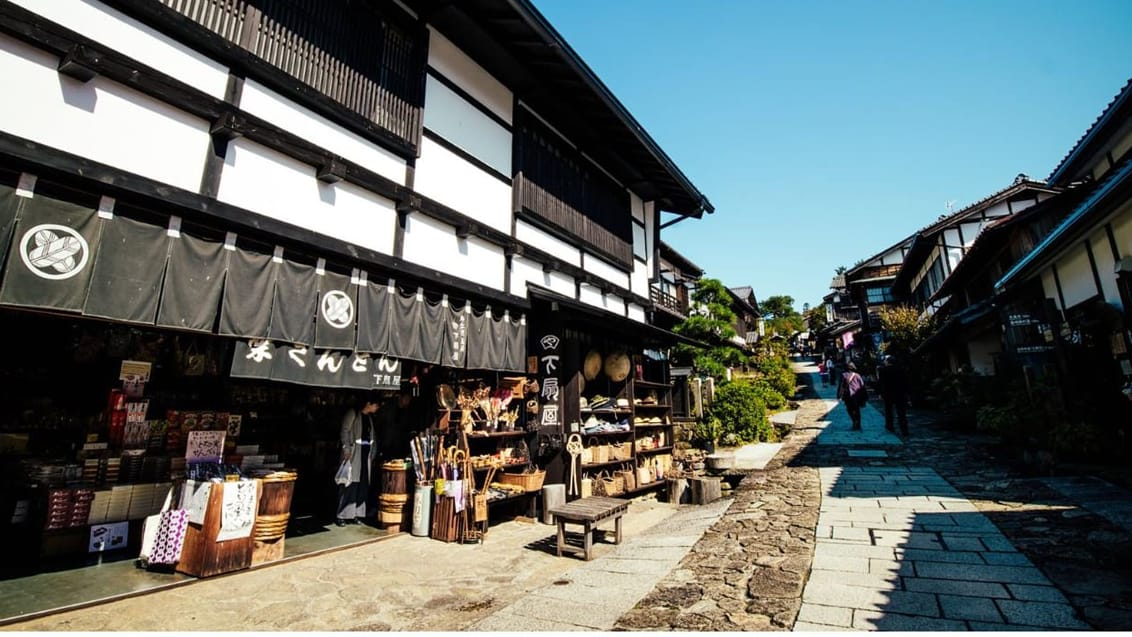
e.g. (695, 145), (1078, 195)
(891, 175), (1061, 315)
(993, 77), (1132, 414)
(0, 0), (714, 571)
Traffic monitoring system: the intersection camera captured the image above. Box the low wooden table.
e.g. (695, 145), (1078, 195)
(548, 496), (628, 561)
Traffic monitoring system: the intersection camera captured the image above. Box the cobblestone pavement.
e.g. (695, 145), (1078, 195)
(616, 359), (1132, 631)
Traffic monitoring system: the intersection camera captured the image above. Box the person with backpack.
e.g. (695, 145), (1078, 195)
(837, 361), (867, 430)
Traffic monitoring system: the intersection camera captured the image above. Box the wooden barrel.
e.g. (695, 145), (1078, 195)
(254, 472), (297, 542)
(377, 493), (409, 525)
(380, 461), (408, 495)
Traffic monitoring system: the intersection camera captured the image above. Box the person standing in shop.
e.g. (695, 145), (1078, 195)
(337, 394), (379, 526)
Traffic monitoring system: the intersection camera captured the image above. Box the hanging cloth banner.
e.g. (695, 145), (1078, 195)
(314, 269), (358, 350)
(230, 339), (401, 390)
(268, 260), (317, 345)
(0, 191), (102, 312)
(442, 302), (468, 368)
(502, 312), (527, 373)
(0, 184), (26, 274)
(466, 307), (506, 371)
(386, 288), (444, 364)
(219, 247), (276, 338)
(356, 279), (390, 354)
(156, 233), (228, 332)
(83, 215), (168, 324)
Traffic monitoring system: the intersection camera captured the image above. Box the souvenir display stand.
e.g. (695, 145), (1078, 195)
(572, 352), (675, 500)
(176, 479), (258, 578)
(416, 374), (543, 543)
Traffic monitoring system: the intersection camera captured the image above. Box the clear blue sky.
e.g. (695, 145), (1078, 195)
(531, 0), (1132, 311)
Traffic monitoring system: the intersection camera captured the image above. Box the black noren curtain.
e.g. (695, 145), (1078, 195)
(314, 270), (358, 350)
(0, 193), (102, 312)
(268, 260), (318, 345)
(83, 216), (168, 324)
(155, 233), (227, 332)
(219, 248), (276, 338)
(357, 281), (391, 354)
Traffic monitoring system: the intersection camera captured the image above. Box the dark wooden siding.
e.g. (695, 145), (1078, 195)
(158, 0), (425, 151)
(514, 109), (632, 267)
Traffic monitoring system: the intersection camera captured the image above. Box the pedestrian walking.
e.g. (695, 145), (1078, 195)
(877, 354), (909, 435)
(824, 354), (836, 386)
(837, 361), (867, 430)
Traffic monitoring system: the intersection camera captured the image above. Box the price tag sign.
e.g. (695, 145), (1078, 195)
(119, 360), (152, 383)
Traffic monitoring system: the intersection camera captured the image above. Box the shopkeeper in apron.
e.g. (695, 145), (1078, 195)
(337, 394), (379, 526)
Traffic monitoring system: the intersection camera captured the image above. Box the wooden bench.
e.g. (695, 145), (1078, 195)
(547, 496), (629, 561)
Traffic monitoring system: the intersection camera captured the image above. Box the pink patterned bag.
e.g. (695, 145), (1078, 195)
(140, 509), (189, 567)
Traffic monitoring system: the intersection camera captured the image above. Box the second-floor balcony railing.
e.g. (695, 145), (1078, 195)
(650, 288), (687, 316)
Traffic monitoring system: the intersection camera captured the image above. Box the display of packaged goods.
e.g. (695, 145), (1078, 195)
(87, 491), (112, 525)
(235, 444), (260, 455)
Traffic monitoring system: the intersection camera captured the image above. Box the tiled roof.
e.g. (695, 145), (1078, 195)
(1047, 77), (1132, 184)
(997, 155), (1132, 290)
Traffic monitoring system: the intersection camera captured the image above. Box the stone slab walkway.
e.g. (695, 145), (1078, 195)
(798, 465), (1089, 631)
(470, 498), (732, 631)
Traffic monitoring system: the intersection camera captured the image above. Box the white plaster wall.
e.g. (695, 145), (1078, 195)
(879, 245), (905, 266)
(583, 254), (630, 291)
(631, 192), (644, 223)
(426, 29), (512, 124)
(984, 201), (1011, 218)
(514, 220), (581, 267)
(240, 79), (406, 185)
(944, 228), (964, 271)
(1041, 269), (1061, 311)
(1089, 231), (1119, 306)
(510, 255), (576, 300)
(414, 136), (512, 234)
(0, 34), (210, 193)
(543, 270), (577, 298)
(967, 333), (1000, 376)
(960, 221), (984, 246)
(1113, 205), (1132, 260)
(1113, 130), (1132, 167)
(604, 294), (628, 316)
(578, 283), (607, 311)
(217, 138), (396, 255)
(423, 75), (511, 176)
(509, 255), (544, 299)
(401, 212), (505, 290)
(1056, 248), (1098, 309)
(1011, 198), (1037, 215)
(627, 303), (646, 323)
(630, 260), (650, 298)
(13, 0), (230, 99)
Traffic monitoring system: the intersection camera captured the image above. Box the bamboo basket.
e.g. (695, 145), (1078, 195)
(495, 469), (546, 492)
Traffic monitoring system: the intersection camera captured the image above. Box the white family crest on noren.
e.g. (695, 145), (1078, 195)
(19, 224), (90, 280)
(321, 290), (354, 328)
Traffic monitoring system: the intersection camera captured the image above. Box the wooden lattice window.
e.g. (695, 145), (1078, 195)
(159, 0), (425, 151)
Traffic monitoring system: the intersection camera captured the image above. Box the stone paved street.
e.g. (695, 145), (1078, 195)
(617, 358), (1132, 631)
(3, 359), (1131, 631)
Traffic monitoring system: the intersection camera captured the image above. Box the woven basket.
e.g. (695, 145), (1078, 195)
(610, 441), (632, 460)
(496, 469), (546, 492)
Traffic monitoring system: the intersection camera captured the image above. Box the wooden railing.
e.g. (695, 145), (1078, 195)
(650, 288), (687, 316)
(515, 174), (633, 267)
(158, 0), (424, 151)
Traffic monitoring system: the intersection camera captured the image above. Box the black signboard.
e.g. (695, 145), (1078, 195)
(230, 339), (401, 390)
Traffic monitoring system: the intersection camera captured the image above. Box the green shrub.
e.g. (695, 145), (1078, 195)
(710, 380), (770, 443)
(751, 380), (786, 410)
